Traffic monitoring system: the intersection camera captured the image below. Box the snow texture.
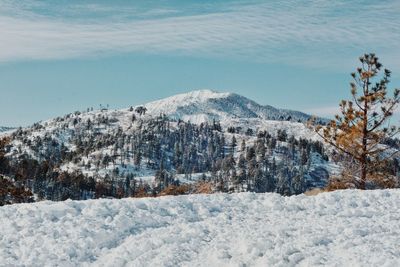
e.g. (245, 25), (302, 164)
(1, 190), (399, 266)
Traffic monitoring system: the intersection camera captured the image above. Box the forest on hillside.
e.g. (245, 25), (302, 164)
(0, 110), (340, 205)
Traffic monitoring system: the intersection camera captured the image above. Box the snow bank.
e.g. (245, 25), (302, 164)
(1, 190), (399, 266)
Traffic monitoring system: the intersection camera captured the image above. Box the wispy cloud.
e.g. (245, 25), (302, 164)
(0, 0), (399, 70)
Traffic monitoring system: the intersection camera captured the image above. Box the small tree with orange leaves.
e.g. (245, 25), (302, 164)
(315, 53), (400, 189)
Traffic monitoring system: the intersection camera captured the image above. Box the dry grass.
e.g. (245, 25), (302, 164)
(192, 182), (214, 194)
(158, 182), (215, 197)
(158, 184), (192, 196)
(304, 188), (326, 196)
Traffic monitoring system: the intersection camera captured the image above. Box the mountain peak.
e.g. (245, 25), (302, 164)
(142, 89), (315, 126)
(150, 89), (231, 104)
(144, 89), (231, 119)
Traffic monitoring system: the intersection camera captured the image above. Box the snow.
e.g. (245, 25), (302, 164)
(0, 127), (15, 137)
(0, 126), (13, 132)
(1, 190), (399, 266)
(143, 89), (318, 127)
(145, 89), (231, 118)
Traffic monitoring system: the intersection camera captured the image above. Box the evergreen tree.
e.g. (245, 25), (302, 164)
(240, 139), (246, 152)
(315, 53), (400, 189)
(231, 135), (237, 155)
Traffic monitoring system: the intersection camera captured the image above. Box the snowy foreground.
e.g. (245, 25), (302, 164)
(1, 190), (400, 267)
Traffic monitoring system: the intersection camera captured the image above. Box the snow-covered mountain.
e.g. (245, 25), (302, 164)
(140, 89), (326, 142)
(2, 90), (323, 141)
(144, 89), (322, 125)
(0, 89), (337, 202)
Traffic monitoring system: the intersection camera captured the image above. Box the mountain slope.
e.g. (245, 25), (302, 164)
(1, 190), (399, 266)
(144, 89), (321, 125)
(0, 90), (337, 202)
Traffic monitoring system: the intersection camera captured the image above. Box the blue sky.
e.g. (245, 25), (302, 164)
(0, 0), (399, 126)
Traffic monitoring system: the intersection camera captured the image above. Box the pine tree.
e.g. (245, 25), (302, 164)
(292, 166), (305, 194)
(236, 154), (247, 191)
(315, 53), (400, 189)
(231, 135), (237, 155)
(134, 149), (142, 169)
(240, 139), (246, 152)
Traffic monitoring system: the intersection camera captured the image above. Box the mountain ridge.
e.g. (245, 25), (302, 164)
(143, 89), (325, 125)
(0, 126), (13, 132)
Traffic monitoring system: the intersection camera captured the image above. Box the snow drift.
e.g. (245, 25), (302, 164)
(1, 190), (399, 266)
